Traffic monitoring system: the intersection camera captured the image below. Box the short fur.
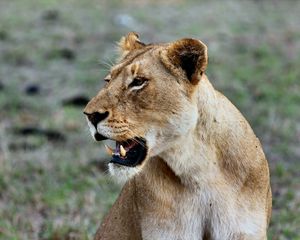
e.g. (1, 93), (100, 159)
(84, 33), (272, 240)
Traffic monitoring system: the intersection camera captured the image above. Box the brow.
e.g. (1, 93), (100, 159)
(110, 67), (122, 79)
(110, 47), (153, 79)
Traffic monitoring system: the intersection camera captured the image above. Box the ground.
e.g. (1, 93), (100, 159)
(0, 0), (299, 239)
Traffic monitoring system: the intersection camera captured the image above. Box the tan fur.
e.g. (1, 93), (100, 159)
(84, 33), (272, 240)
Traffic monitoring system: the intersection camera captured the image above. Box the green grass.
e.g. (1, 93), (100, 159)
(0, 0), (299, 239)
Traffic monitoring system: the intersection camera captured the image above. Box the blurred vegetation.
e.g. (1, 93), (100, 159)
(0, 0), (299, 239)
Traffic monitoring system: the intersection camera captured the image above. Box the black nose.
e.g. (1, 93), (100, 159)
(84, 111), (109, 128)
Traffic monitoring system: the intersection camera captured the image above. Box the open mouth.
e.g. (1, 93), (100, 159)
(105, 137), (148, 167)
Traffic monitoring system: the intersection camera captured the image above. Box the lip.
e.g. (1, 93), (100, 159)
(94, 132), (108, 141)
(107, 137), (148, 167)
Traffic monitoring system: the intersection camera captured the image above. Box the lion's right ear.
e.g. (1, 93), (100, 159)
(118, 32), (145, 56)
(160, 38), (208, 85)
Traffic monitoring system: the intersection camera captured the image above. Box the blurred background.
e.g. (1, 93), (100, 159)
(0, 0), (299, 239)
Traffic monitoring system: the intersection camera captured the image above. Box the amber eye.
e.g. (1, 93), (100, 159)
(129, 77), (147, 88)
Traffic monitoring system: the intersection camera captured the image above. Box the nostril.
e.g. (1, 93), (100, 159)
(86, 111), (109, 128)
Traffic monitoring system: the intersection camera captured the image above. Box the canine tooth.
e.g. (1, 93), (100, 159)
(105, 145), (114, 156)
(120, 145), (126, 157)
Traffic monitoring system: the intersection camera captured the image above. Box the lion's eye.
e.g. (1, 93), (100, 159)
(129, 77), (147, 89)
(104, 78), (110, 83)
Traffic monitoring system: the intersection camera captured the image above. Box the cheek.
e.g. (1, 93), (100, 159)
(145, 103), (198, 157)
(127, 84), (197, 139)
(130, 87), (157, 111)
(172, 103), (198, 134)
(161, 90), (198, 136)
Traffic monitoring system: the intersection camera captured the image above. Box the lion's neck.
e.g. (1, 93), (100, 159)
(159, 76), (221, 187)
(159, 135), (219, 187)
(158, 75), (258, 188)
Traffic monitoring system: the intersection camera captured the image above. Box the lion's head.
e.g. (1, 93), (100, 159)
(84, 32), (208, 181)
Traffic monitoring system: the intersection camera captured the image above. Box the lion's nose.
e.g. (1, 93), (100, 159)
(84, 111), (109, 128)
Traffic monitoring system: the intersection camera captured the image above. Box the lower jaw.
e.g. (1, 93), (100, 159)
(109, 152), (147, 167)
(108, 162), (141, 183)
(109, 158), (141, 167)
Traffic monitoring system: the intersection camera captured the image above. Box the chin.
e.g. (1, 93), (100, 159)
(108, 163), (143, 184)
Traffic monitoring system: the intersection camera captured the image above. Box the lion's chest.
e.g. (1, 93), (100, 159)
(140, 186), (217, 240)
(141, 191), (204, 240)
(140, 185), (264, 240)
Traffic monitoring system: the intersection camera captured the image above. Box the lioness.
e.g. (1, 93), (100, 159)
(84, 32), (272, 240)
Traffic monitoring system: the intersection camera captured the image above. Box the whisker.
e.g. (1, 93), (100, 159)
(108, 58), (115, 66)
(99, 60), (112, 70)
(99, 57), (115, 70)
(99, 69), (109, 72)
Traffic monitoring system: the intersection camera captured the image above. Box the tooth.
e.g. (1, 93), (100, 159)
(105, 145), (114, 156)
(120, 145), (126, 157)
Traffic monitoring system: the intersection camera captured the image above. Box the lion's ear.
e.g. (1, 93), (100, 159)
(161, 38), (208, 84)
(118, 32), (145, 55)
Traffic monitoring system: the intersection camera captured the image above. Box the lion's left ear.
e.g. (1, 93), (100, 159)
(118, 32), (145, 56)
(161, 38), (208, 85)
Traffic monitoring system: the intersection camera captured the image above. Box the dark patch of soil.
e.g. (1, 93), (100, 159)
(13, 127), (66, 142)
(24, 83), (41, 95)
(42, 9), (60, 21)
(62, 95), (89, 107)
